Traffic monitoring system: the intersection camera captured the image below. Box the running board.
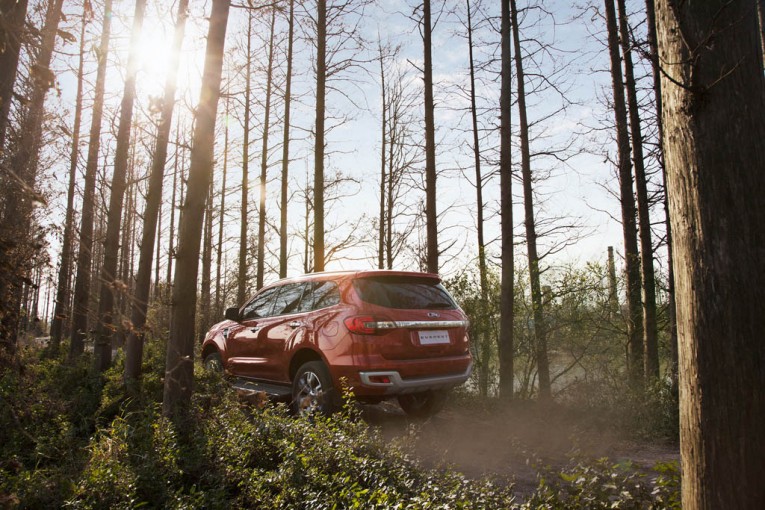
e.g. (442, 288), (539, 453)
(232, 378), (292, 399)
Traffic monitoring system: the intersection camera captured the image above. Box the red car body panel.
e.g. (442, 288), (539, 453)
(201, 270), (472, 398)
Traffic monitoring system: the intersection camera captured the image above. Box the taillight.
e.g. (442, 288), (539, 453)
(343, 315), (396, 335)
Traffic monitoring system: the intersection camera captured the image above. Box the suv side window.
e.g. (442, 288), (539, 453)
(296, 281), (340, 312)
(270, 282), (308, 316)
(241, 286), (281, 319)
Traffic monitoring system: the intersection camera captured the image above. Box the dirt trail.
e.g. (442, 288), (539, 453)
(362, 400), (679, 496)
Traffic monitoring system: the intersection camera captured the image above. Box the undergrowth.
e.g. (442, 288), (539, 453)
(1, 341), (680, 509)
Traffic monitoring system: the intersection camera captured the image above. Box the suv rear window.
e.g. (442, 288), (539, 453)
(353, 276), (457, 310)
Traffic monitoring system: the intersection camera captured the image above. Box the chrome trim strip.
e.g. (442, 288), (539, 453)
(394, 320), (467, 329)
(359, 362), (472, 393)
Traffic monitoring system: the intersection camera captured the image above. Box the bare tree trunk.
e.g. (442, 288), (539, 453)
(238, 9), (252, 301)
(313, 0), (327, 273)
(758, 0), (765, 67)
(616, 0), (658, 380)
(69, 0), (114, 359)
(466, 0), (489, 397)
(423, 0), (438, 274)
(655, 1), (765, 507)
(257, 6), (276, 290)
(1, 0), (64, 350)
(154, 199), (162, 300)
(167, 126), (180, 288)
(163, 0), (230, 420)
(510, 0), (550, 400)
(125, 0), (189, 388)
(0, 0), (29, 152)
(94, 0), (147, 372)
(644, 0), (678, 391)
(279, 0), (294, 279)
(200, 180), (213, 333)
(607, 246), (619, 315)
(378, 41), (387, 271)
(215, 96), (229, 316)
(498, 0), (514, 399)
(604, 0), (643, 386)
(51, 6), (89, 352)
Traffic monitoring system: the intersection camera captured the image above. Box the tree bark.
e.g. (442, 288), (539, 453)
(616, 0), (658, 380)
(257, 6), (276, 290)
(378, 41), (387, 271)
(125, 0), (189, 388)
(200, 178), (213, 332)
(758, 0), (765, 67)
(279, 0), (294, 279)
(0, 0), (29, 152)
(238, 9), (252, 302)
(498, 0), (514, 399)
(604, 0), (643, 386)
(1, 0), (64, 349)
(69, 0), (113, 359)
(423, 0), (438, 274)
(93, 0), (147, 372)
(510, 0), (550, 400)
(644, 0), (678, 391)
(655, 1), (765, 507)
(215, 96), (229, 316)
(163, 0), (230, 420)
(167, 126), (180, 289)
(51, 5), (89, 352)
(313, 0), (327, 273)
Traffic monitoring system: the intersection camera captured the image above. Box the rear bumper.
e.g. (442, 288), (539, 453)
(358, 362), (472, 394)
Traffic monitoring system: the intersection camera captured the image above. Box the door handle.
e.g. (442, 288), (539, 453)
(288, 321), (303, 328)
(250, 326), (262, 333)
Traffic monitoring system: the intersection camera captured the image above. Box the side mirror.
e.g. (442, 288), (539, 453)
(224, 307), (240, 322)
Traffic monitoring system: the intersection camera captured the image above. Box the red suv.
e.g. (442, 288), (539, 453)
(201, 270), (472, 417)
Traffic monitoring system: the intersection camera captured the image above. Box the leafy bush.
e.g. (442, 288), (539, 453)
(521, 458), (680, 510)
(1, 343), (680, 509)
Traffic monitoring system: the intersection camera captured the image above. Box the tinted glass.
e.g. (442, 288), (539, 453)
(270, 283), (308, 316)
(241, 286), (280, 319)
(353, 276), (456, 310)
(296, 281), (340, 312)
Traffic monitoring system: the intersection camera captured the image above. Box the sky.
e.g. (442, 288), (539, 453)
(36, 0), (668, 312)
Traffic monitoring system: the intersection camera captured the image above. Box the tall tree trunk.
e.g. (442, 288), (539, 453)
(163, 0), (230, 420)
(257, 6), (276, 290)
(644, 0), (678, 390)
(167, 126), (180, 288)
(313, 0), (327, 273)
(51, 5), (89, 352)
(378, 42), (387, 271)
(94, 0), (147, 373)
(69, 0), (114, 359)
(604, 0), (643, 386)
(279, 0), (294, 279)
(200, 179), (213, 333)
(154, 199), (162, 300)
(423, 0), (438, 273)
(607, 246), (619, 315)
(215, 96), (229, 316)
(617, 0), (658, 380)
(467, 0), (489, 397)
(238, 9), (252, 301)
(654, 1), (765, 508)
(1, 0), (65, 349)
(498, 0), (514, 399)
(758, 0), (765, 67)
(125, 0), (189, 388)
(0, 0), (29, 152)
(510, 0), (550, 400)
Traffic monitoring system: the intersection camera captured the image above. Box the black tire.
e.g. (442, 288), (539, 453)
(292, 361), (336, 416)
(203, 351), (223, 373)
(397, 390), (448, 418)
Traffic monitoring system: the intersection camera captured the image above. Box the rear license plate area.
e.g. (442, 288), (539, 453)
(418, 330), (450, 345)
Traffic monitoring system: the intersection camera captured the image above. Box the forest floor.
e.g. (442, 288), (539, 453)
(361, 399), (680, 498)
